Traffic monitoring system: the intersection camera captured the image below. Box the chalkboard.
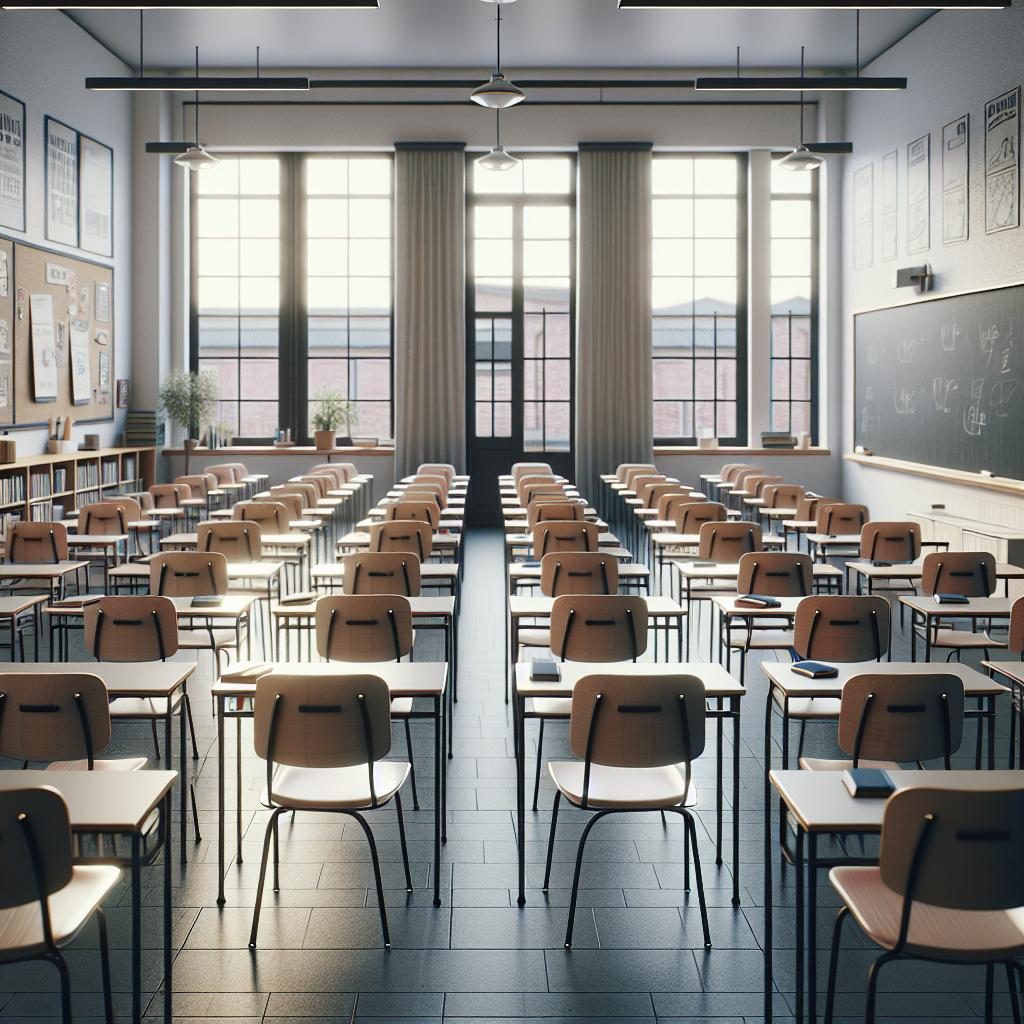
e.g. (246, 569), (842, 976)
(854, 283), (1024, 479)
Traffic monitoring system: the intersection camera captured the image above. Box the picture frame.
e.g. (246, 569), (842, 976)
(116, 378), (129, 409)
(44, 116), (78, 248)
(0, 90), (26, 234)
(78, 133), (113, 258)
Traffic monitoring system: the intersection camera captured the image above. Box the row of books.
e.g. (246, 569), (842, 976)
(101, 459), (120, 485)
(30, 470), (51, 499)
(54, 467), (68, 493)
(0, 474), (25, 506)
(77, 463), (100, 489)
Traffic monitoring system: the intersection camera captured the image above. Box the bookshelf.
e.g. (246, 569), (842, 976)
(0, 447), (156, 534)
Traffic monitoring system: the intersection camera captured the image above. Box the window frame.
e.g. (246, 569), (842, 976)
(464, 153), (578, 457)
(768, 153), (820, 445)
(651, 152), (749, 447)
(189, 152), (396, 445)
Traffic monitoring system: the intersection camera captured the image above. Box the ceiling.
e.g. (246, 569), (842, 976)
(63, 1), (934, 73)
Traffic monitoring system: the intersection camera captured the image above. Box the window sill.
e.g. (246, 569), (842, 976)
(654, 445), (831, 456)
(161, 445), (395, 458)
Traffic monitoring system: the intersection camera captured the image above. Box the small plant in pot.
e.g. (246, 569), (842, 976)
(311, 389), (355, 451)
(158, 369), (219, 473)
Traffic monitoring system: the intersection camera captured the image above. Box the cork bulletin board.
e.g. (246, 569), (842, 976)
(5, 237), (113, 427)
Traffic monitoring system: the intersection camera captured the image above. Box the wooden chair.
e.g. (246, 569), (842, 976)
(343, 552), (422, 597)
(860, 521), (922, 564)
(697, 520), (762, 562)
(198, 520), (263, 563)
(673, 502), (729, 535)
(543, 673), (711, 950)
(800, 672), (965, 771)
(919, 551), (1005, 660)
(527, 501), (583, 529)
(370, 521), (433, 562)
(384, 501), (440, 530)
(532, 521), (599, 558)
(824, 788), (1024, 1024)
(233, 501), (291, 535)
(6, 522), (68, 564)
(417, 463), (456, 486)
(0, 787), (120, 1024)
(513, 462), (553, 485)
(249, 672), (412, 949)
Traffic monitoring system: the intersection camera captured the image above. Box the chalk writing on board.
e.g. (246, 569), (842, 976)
(941, 323), (961, 352)
(895, 387), (919, 415)
(933, 377), (959, 413)
(896, 336), (921, 364)
(980, 323), (1000, 360)
(990, 376), (1018, 417)
(964, 378), (987, 435)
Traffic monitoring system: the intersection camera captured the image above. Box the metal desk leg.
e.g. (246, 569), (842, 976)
(516, 691), (526, 906)
(763, 686), (775, 1024)
(794, 827), (805, 1024)
(716, 699), (723, 865)
(131, 831), (142, 1024)
(433, 692), (443, 907)
(163, 791), (173, 1024)
(217, 693), (226, 906)
(807, 830), (819, 1024)
(732, 697), (741, 906)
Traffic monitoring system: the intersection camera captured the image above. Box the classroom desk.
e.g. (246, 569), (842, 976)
(671, 559), (842, 607)
(0, 593), (47, 660)
(764, 770), (1024, 1024)
(312, 560), (460, 598)
(65, 534), (129, 589)
(982, 659), (1024, 767)
(505, 532), (629, 562)
(211, 660), (448, 907)
(848, 559), (1024, 597)
(807, 534), (949, 564)
(899, 594), (1013, 661)
(161, 531), (311, 587)
(513, 660), (745, 907)
(360, 513), (464, 533)
(0, 660), (197, 859)
(0, 769), (176, 1024)
(507, 561), (650, 594)
(650, 532), (784, 579)
(0, 560), (90, 601)
(710, 594), (803, 677)
(337, 530), (461, 560)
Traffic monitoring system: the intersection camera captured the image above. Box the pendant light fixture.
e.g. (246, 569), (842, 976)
(779, 48), (822, 172)
(476, 108), (520, 173)
(174, 47), (218, 171)
(471, 2), (526, 109)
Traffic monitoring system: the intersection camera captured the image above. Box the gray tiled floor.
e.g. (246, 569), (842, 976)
(0, 528), (1018, 1023)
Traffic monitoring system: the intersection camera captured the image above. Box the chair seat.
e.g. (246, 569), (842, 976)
(773, 692), (842, 720)
(0, 866), (121, 957)
(726, 627), (795, 651)
(798, 756), (900, 772)
(925, 628), (1007, 650)
(260, 761), (411, 810)
(530, 696), (571, 718)
(390, 697), (414, 716)
(48, 756), (148, 772)
(831, 865), (1024, 962)
(109, 695), (183, 718)
(548, 761), (698, 810)
(517, 628), (551, 648)
(178, 627), (239, 650)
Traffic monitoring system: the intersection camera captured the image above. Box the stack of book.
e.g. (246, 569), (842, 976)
(124, 411), (165, 447)
(761, 431), (797, 449)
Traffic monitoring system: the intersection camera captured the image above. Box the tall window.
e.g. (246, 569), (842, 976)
(468, 155), (575, 453)
(651, 154), (747, 445)
(770, 157), (818, 441)
(190, 154), (394, 443)
(193, 157), (282, 440)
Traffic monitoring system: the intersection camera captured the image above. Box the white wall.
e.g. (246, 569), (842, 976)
(0, 11), (132, 454)
(841, 5), (1024, 525)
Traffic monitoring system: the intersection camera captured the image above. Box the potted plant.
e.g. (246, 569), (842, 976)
(311, 389), (355, 451)
(158, 369), (219, 473)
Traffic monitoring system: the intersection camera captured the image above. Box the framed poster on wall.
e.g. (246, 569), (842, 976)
(79, 134), (112, 258)
(0, 91), (26, 233)
(44, 116), (78, 248)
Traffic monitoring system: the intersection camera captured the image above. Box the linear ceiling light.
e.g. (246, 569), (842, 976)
(619, 1), (1008, 8)
(88, 75), (309, 90)
(5, 2), (377, 8)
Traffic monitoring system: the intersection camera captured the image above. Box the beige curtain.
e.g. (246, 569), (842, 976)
(575, 144), (654, 495)
(394, 145), (466, 478)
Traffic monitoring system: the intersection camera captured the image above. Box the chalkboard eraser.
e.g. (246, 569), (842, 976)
(931, 504), (946, 510)
(981, 470), (995, 478)
(854, 445), (872, 456)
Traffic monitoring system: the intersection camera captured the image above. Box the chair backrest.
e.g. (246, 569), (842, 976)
(614, 462), (655, 483)
(369, 520), (433, 562)
(568, 674), (707, 772)
(674, 502), (729, 535)
(721, 463), (757, 484)
(837, 672), (965, 767)
(549, 594), (649, 662)
(921, 551), (996, 597)
(294, 475), (329, 499)
(334, 463), (359, 482)
(315, 595), (414, 662)
(78, 502), (127, 536)
(879, 788), (1024, 913)
(198, 520), (263, 562)
(793, 595), (891, 662)
(623, 465), (659, 489)
(794, 494), (824, 521)
(540, 552), (619, 597)
(150, 551), (229, 596)
(0, 788), (74, 911)
(697, 521), (762, 561)
(408, 473), (449, 498)
(658, 491), (703, 520)
(401, 486), (445, 510)
(150, 483), (189, 508)
(520, 482), (566, 506)
(253, 672), (392, 771)
(513, 462), (553, 484)
(175, 474), (213, 499)
(860, 521), (922, 563)
(737, 551), (813, 597)
(1009, 596), (1024, 656)
(417, 463), (456, 485)
(643, 482), (686, 510)
(815, 502), (869, 536)
(269, 493), (304, 523)
(0, 673), (112, 765)
(343, 552), (422, 597)
(628, 474), (664, 498)
(6, 522), (68, 563)
(107, 496), (143, 524)
(272, 483), (317, 509)
(310, 466), (346, 490)
(527, 501), (583, 529)
(385, 501), (440, 529)
(84, 596), (180, 661)
(761, 483), (805, 510)
(636, 477), (671, 505)
(749, 475), (785, 499)
(731, 468), (763, 494)
(224, 462), (250, 481)
(233, 501), (291, 534)
(206, 464), (239, 485)
(532, 521), (600, 558)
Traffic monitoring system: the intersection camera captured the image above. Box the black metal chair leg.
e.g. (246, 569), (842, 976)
(272, 810), (281, 892)
(395, 792), (413, 892)
(190, 782), (202, 842)
(50, 953), (72, 1024)
(564, 810), (609, 949)
(184, 693), (200, 760)
(348, 811), (392, 949)
(542, 790), (561, 890)
(1007, 962), (1022, 1024)
(96, 907), (114, 1024)
(403, 719), (420, 811)
(150, 719), (161, 761)
(986, 963), (995, 1024)
(823, 906), (850, 1024)
(683, 811), (711, 947)
(864, 952), (896, 1024)
(532, 718), (546, 812)
(249, 806), (284, 948)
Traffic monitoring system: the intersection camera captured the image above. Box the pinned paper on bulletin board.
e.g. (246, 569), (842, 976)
(69, 318), (91, 405)
(29, 292), (57, 402)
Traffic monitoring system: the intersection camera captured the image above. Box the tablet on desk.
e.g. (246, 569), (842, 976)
(530, 660), (561, 683)
(735, 594), (782, 609)
(791, 660), (839, 679)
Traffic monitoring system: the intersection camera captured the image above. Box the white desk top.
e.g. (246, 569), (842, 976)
(509, 595), (685, 619)
(215, 659), (447, 698)
(899, 595), (1015, 617)
(0, 659), (195, 696)
(272, 595), (455, 618)
(515, 659), (743, 700)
